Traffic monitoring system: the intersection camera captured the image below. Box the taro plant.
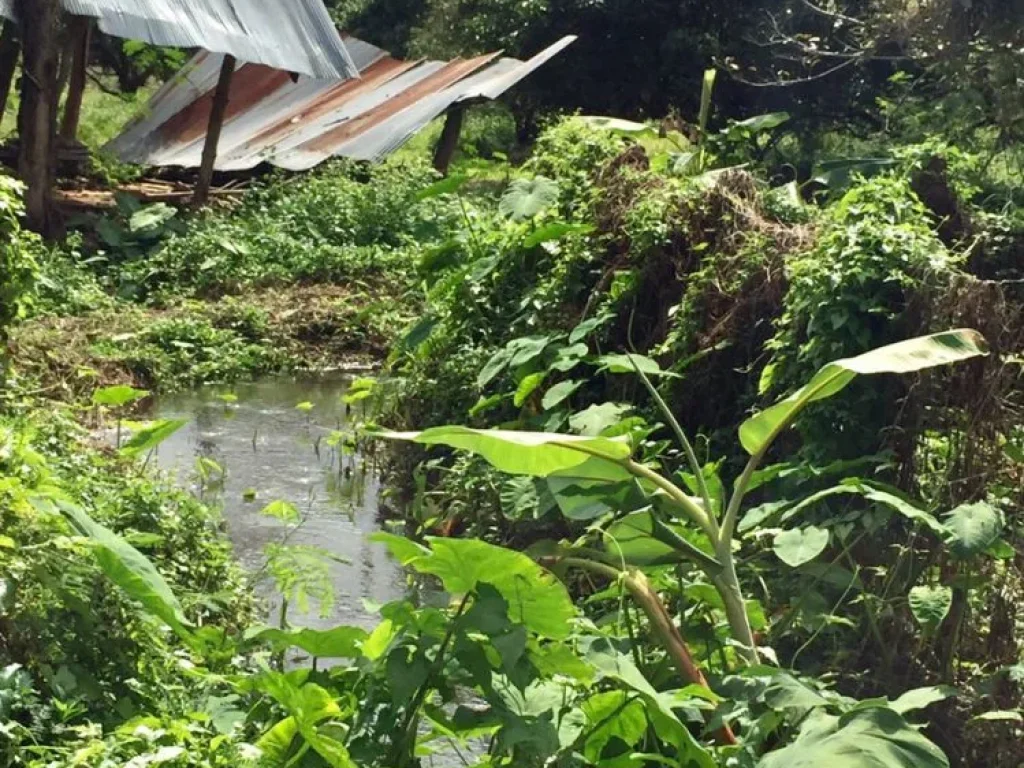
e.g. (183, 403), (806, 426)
(378, 330), (988, 675)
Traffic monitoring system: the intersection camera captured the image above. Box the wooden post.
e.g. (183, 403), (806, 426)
(194, 53), (236, 209)
(0, 21), (20, 121)
(16, 0), (61, 237)
(60, 16), (91, 140)
(432, 106), (465, 176)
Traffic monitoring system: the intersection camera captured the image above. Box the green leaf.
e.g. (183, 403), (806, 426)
(605, 510), (714, 566)
(59, 502), (191, 637)
(499, 177), (559, 220)
(908, 585), (952, 636)
(971, 710), (1023, 723)
(477, 347), (512, 389)
(541, 379), (583, 411)
(92, 385), (149, 408)
(943, 502), (1003, 559)
(342, 377), (376, 405)
(129, 203), (176, 233)
(376, 426), (631, 477)
(417, 173), (469, 200)
(119, 419), (186, 457)
(523, 222), (594, 248)
(576, 116), (656, 135)
(758, 708), (949, 768)
(261, 500), (301, 524)
(740, 330), (987, 455)
(514, 372), (546, 407)
(580, 691), (647, 762)
(245, 625), (367, 658)
(889, 686), (956, 715)
(773, 526), (829, 567)
(732, 112), (789, 132)
(569, 402), (632, 436)
(595, 353), (679, 377)
(295, 401), (315, 413)
(371, 535), (576, 639)
(569, 313), (612, 344)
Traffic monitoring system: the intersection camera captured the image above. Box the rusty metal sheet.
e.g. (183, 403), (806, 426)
(106, 35), (577, 170)
(0, 0), (358, 80)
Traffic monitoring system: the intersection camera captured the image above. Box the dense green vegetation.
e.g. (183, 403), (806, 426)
(1, 2), (1022, 767)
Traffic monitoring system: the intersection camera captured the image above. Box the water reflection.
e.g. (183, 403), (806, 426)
(148, 372), (406, 630)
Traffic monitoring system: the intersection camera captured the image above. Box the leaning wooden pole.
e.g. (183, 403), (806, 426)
(60, 16), (91, 141)
(432, 106), (465, 176)
(16, 0), (61, 237)
(0, 21), (20, 121)
(194, 53), (236, 209)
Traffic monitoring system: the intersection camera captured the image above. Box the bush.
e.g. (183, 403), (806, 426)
(0, 177), (40, 346)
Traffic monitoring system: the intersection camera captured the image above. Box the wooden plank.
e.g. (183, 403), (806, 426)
(194, 53), (236, 209)
(432, 105), (465, 175)
(60, 16), (92, 141)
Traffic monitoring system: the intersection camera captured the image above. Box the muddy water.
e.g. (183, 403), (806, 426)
(148, 372), (407, 630)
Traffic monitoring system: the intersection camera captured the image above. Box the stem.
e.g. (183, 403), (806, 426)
(720, 448), (766, 544)
(648, 515), (723, 574)
(711, 550), (759, 666)
(628, 354), (715, 526)
(624, 459), (717, 539)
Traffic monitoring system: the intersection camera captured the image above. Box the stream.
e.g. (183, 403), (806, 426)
(149, 372), (407, 630)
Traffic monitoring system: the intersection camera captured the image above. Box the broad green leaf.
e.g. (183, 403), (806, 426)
(549, 343), (590, 373)
(508, 335), (553, 368)
(732, 112), (790, 132)
(371, 535), (576, 639)
(758, 708), (949, 768)
(546, 457), (637, 520)
(576, 116), (656, 135)
(943, 502), (1003, 559)
(604, 510), (714, 566)
(580, 691), (647, 762)
(295, 401), (315, 413)
(261, 500), (300, 524)
(740, 330), (987, 455)
(908, 585), (952, 636)
(129, 203), (176, 233)
(257, 716), (299, 764)
(246, 625), (367, 658)
(569, 402), (632, 436)
(595, 353), (679, 377)
(541, 379), (583, 411)
(523, 222), (594, 248)
(416, 173), (469, 200)
(59, 502), (191, 637)
(971, 710), (1023, 723)
(92, 385), (149, 408)
(514, 372), (546, 407)
(477, 347), (512, 389)
(889, 686), (956, 715)
(773, 526), (829, 567)
(119, 419), (186, 457)
(499, 177), (559, 220)
(698, 69), (716, 139)
(376, 426), (631, 477)
(342, 377), (376, 405)
(569, 313), (613, 344)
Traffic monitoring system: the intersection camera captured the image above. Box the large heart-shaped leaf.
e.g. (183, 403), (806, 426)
(943, 502), (1003, 559)
(372, 534), (576, 639)
(92, 385), (149, 408)
(740, 330), (987, 456)
(773, 526), (829, 567)
(376, 426), (631, 477)
(499, 177), (559, 220)
(245, 625), (367, 658)
(119, 419), (186, 457)
(908, 585), (952, 636)
(59, 501), (191, 637)
(758, 708), (948, 768)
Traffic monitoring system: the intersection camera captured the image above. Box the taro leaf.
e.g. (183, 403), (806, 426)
(541, 379), (583, 411)
(58, 501), (191, 637)
(500, 477), (557, 521)
(392, 315), (437, 357)
(499, 177), (559, 221)
(372, 533), (575, 639)
(908, 585), (952, 636)
(119, 418), (186, 457)
(762, 673), (830, 719)
(580, 690), (647, 762)
(546, 457), (637, 520)
(943, 502), (1003, 559)
(376, 426), (631, 477)
(417, 173), (470, 200)
(92, 385), (149, 408)
(972, 710), (1023, 723)
(508, 335), (553, 368)
(245, 625), (367, 658)
(773, 526), (829, 567)
(732, 112), (790, 132)
(604, 510), (714, 566)
(129, 203), (176, 234)
(569, 313), (613, 344)
(261, 500), (301, 524)
(549, 343), (589, 373)
(477, 347), (512, 389)
(740, 330), (987, 456)
(757, 708), (949, 768)
(523, 222), (594, 248)
(595, 353), (679, 377)
(889, 685), (956, 715)
(569, 402), (632, 436)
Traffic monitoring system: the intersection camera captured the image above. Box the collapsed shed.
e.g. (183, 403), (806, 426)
(106, 36), (577, 174)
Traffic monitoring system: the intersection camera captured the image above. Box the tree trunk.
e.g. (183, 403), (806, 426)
(17, 0), (61, 237)
(432, 106), (465, 175)
(60, 17), (91, 141)
(194, 54), (236, 209)
(0, 21), (20, 121)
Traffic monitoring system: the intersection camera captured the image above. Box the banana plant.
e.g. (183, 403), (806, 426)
(378, 330), (987, 673)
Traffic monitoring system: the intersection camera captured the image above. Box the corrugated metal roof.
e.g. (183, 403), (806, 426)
(106, 35), (576, 170)
(1, 0), (357, 80)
